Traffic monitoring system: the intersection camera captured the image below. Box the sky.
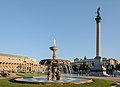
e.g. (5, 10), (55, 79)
(0, 0), (120, 61)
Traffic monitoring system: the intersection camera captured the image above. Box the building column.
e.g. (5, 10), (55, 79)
(0, 62), (2, 71)
(30, 63), (32, 72)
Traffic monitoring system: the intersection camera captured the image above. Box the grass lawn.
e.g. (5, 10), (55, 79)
(0, 78), (117, 87)
(16, 73), (46, 77)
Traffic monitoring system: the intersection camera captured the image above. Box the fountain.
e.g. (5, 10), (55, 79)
(14, 38), (93, 85)
(47, 38), (60, 80)
(40, 38), (71, 74)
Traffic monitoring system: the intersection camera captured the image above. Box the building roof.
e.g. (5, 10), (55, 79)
(0, 53), (28, 58)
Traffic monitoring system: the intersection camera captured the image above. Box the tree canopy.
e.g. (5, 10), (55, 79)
(74, 58), (79, 62)
(115, 64), (120, 70)
(72, 64), (78, 72)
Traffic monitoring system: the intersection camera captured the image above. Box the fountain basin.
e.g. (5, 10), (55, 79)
(14, 77), (93, 85)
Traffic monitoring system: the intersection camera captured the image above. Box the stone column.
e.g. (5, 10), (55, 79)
(95, 8), (102, 59)
(30, 63), (32, 72)
(0, 62), (2, 71)
(96, 21), (101, 57)
(90, 8), (107, 76)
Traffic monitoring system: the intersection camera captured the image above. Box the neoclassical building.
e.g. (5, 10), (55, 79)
(0, 53), (44, 73)
(71, 57), (119, 74)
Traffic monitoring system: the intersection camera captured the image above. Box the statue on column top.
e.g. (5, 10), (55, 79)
(97, 8), (100, 17)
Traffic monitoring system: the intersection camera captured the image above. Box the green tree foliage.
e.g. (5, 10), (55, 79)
(72, 64), (78, 72)
(84, 56), (87, 60)
(79, 62), (90, 74)
(74, 58), (79, 62)
(107, 64), (115, 75)
(115, 64), (120, 70)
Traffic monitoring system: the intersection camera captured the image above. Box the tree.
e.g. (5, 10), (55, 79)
(115, 64), (120, 70)
(107, 64), (115, 75)
(84, 56), (87, 60)
(79, 62), (90, 74)
(74, 58), (79, 62)
(72, 64), (78, 72)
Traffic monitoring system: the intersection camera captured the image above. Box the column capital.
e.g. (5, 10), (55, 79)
(95, 17), (102, 23)
(94, 56), (101, 59)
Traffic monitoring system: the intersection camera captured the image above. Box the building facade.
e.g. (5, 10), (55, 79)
(0, 53), (44, 73)
(71, 57), (119, 75)
(102, 58), (118, 68)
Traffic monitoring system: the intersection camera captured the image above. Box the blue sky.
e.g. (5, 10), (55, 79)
(0, 0), (120, 61)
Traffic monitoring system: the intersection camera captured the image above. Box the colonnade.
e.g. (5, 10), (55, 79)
(0, 61), (40, 73)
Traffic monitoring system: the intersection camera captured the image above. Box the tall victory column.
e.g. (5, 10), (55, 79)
(90, 8), (107, 76)
(95, 8), (102, 59)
